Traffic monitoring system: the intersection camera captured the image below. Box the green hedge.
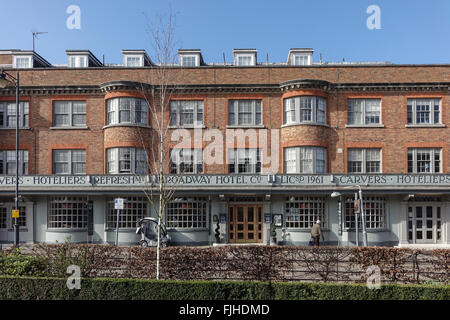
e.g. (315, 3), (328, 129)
(0, 276), (448, 300)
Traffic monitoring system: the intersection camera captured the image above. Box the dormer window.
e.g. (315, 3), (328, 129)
(233, 49), (257, 66)
(69, 56), (87, 68)
(13, 56), (32, 68)
(66, 50), (102, 68)
(287, 48), (314, 66)
(292, 55), (310, 66)
(125, 55), (143, 67)
(181, 55), (196, 67)
(178, 49), (204, 67)
(122, 50), (152, 67)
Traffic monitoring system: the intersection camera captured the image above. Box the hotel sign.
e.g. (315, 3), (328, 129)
(0, 174), (449, 189)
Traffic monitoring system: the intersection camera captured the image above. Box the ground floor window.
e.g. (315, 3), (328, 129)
(344, 196), (386, 229)
(166, 197), (208, 229)
(285, 196), (326, 229)
(48, 197), (88, 229)
(107, 196), (148, 229)
(0, 207), (7, 229)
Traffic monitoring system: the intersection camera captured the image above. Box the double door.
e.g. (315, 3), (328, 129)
(228, 204), (263, 243)
(408, 205), (442, 244)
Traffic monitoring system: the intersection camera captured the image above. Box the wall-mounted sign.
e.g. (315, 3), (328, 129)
(219, 214), (227, 224)
(114, 198), (124, 210)
(264, 214), (272, 224)
(11, 209), (20, 218)
(272, 214), (283, 227)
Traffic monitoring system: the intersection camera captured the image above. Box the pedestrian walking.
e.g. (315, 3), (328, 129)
(310, 220), (324, 247)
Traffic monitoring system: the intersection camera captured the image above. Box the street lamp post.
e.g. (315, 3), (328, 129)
(0, 70), (20, 247)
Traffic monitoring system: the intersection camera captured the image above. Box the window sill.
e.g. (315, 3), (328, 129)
(344, 228), (390, 233)
(167, 228), (209, 233)
(345, 124), (384, 128)
(226, 125), (266, 129)
(50, 126), (89, 130)
(105, 228), (139, 232)
(0, 127), (32, 130)
(285, 228), (331, 232)
(168, 125), (206, 129)
(281, 123), (330, 128)
(46, 228), (87, 233)
(405, 124), (446, 128)
(102, 123), (152, 130)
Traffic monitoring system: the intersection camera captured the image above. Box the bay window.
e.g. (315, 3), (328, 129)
(283, 96), (326, 125)
(106, 97), (148, 126)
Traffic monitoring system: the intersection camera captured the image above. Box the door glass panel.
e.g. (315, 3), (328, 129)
(248, 207), (254, 222)
(229, 207), (233, 221)
(237, 224), (244, 231)
(416, 231), (423, 240)
(426, 220), (433, 228)
(258, 207), (262, 221)
(248, 224), (254, 231)
(416, 220), (422, 229)
(248, 233), (254, 239)
(229, 224), (233, 231)
(426, 231), (433, 239)
(416, 207), (422, 218)
(237, 233), (244, 240)
(426, 206), (432, 218)
(408, 207), (412, 218)
(437, 207), (441, 219)
(238, 207), (244, 222)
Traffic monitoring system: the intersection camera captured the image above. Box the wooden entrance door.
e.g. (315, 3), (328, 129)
(228, 204), (263, 243)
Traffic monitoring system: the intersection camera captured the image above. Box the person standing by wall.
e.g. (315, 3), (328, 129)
(311, 220), (324, 247)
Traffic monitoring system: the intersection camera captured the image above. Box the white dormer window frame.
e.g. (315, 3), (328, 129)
(68, 55), (88, 68)
(13, 56), (32, 69)
(234, 54), (256, 66)
(291, 54), (311, 66)
(124, 55), (144, 67)
(180, 54), (199, 67)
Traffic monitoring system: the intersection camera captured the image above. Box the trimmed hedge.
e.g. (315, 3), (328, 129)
(0, 276), (448, 300)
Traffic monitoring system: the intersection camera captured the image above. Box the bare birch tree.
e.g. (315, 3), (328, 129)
(134, 10), (181, 280)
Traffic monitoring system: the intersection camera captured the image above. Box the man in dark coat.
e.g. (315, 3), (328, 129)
(311, 220), (324, 247)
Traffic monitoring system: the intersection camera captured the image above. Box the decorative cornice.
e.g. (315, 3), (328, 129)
(1, 80), (449, 96)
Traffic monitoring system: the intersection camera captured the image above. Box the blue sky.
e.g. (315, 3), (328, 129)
(1, 0), (449, 65)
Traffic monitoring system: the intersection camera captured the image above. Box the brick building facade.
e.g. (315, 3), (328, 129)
(0, 48), (449, 247)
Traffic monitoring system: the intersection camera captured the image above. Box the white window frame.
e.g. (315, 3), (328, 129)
(180, 55), (198, 67)
(107, 196), (148, 229)
(0, 101), (29, 128)
(170, 149), (203, 174)
(53, 149), (86, 175)
(169, 100), (203, 127)
(285, 196), (327, 229)
(124, 55), (143, 67)
(283, 96), (326, 125)
(68, 55), (88, 68)
(52, 101), (86, 127)
(344, 196), (386, 230)
(106, 97), (148, 126)
(228, 100), (262, 126)
(347, 149), (382, 173)
(228, 148), (262, 174)
(235, 54), (255, 66)
(0, 150), (28, 175)
(291, 54), (310, 66)
(347, 99), (382, 126)
(166, 197), (208, 230)
(107, 148), (147, 174)
(407, 148), (442, 173)
(284, 147), (326, 174)
(48, 196), (88, 230)
(13, 56), (32, 68)
(407, 98), (441, 125)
